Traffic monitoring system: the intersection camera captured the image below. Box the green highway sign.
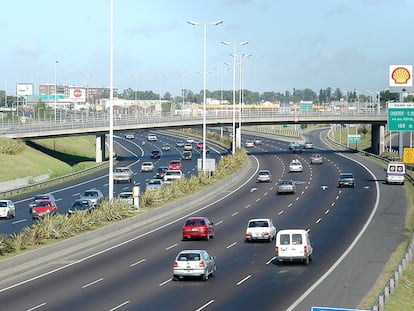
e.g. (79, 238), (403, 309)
(348, 134), (361, 143)
(387, 102), (414, 131)
(29, 94), (64, 100)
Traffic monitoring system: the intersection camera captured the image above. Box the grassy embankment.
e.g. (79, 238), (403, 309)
(0, 136), (100, 183)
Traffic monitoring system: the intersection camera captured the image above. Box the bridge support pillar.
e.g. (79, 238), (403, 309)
(96, 134), (106, 163)
(371, 124), (385, 155)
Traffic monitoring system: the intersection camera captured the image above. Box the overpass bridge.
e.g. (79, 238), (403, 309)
(0, 110), (388, 162)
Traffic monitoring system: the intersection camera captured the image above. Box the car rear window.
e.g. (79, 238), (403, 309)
(292, 234), (303, 245)
(280, 234), (290, 245)
(0, 202), (7, 207)
(185, 219), (205, 226)
(248, 221), (269, 228)
(178, 253), (201, 261)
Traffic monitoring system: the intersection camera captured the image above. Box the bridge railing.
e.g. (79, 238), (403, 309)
(0, 109), (388, 136)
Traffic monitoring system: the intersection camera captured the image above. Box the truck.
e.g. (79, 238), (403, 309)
(113, 167), (134, 183)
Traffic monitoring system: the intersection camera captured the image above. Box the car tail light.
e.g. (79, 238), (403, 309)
(275, 247), (279, 256)
(173, 261), (178, 268)
(246, 232), (252, 238)
(264, 232), (270, 237)
(304, 246), (308, 254)
(199, 261), (205, 267)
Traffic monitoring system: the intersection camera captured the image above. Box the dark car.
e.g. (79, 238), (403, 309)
(68, 199), (95, 215)
(182, 216), (214, 241)
(338, 173), (355, 188)
(151, 150), (161, 159)
(156, 166), (169, 179)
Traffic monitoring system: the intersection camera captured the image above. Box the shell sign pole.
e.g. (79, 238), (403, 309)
(389, 65), (412, 87)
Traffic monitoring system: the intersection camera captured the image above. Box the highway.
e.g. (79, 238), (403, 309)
(0, 129), (392, 310)
(0, 130), (226, 235)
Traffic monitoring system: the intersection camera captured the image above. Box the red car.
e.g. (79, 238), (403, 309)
(169, 160), (182, 170)
(182, 217), (214, 241)
(32, 199), (58, 219)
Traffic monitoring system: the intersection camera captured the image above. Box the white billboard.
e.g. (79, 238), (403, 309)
(16, 83), (34, 96)
(69, 88), (86, 102)
(389, 65), (413, 87)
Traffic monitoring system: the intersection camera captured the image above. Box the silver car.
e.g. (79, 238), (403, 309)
(276, 179), (296, 194)
(172, 249), (216, 281)
(256, 170), (273, 183)
(145, 178), (164, 191)
(80, 189), (104, 207)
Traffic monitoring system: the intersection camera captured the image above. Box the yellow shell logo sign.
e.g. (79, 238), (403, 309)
(391, 67), (411, 84)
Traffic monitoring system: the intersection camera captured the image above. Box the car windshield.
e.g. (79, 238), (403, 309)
(280, 180), (292, 185)
(259, 171), (269, 175)
(148, 180), (160, 185)
(72, 201), (90, 208)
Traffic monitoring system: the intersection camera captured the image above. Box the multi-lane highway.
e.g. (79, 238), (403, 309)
(0, 129), (396, 310)
(0, 130), (225, 235)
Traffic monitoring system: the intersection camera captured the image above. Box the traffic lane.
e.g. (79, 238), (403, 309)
(293, 140), (404, 309)
(0, 153), (376, 311)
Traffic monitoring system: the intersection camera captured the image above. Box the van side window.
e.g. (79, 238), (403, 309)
(292, 234), (303, 245)
(280, 234), (290, 245)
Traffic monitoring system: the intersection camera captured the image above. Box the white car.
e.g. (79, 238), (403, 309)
(245, 218), (276, 242)
(125, 134), (134, 139)
(245, 140), (255, 148)
(304, 141), (313, 149)
(289, 159), (303, 172)
(184, 143), (193, 151)
(147, 133), (157, 141)
(173, 249), (216, 281)
(118, 192), (133, 205)
(0, 200), (16, 219)
(141, 161), (155, 172)
(163, 170), (183, 184)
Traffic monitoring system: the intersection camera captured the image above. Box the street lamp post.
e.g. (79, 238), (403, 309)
(54, 60), (58, 122)
(214, 65), (230, 105)
(188, 19), (223, 173)
(221, 40), (248, 152)
(179, 72), (190, 112)
(155, 73), (165, 116)
(238, 53), (251, 141)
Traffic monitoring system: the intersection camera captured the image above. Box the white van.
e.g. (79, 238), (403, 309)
(385, 162), (405, 185)
(275, 229), (313, 265)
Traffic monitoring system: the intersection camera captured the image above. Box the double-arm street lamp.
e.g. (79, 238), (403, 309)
(187, 19), (223, 172)
(221, 40), (248, 153)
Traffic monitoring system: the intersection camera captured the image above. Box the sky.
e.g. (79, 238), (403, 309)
(0, 0), (413, 98)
